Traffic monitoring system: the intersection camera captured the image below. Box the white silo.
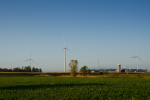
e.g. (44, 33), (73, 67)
(118, 64), (121, 73)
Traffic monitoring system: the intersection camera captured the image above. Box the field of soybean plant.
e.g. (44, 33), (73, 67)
(0, 76), (150, 100)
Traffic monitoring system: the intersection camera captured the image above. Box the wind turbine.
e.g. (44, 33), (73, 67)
(131, 50), (143, 71)
(98, 57), (99, 71)
(59, 37), (75, 72)
(24, 52), (36, 67)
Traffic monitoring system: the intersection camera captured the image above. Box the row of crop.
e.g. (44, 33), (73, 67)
(0, 72), (149, 76)
(0, 72), (106, 76)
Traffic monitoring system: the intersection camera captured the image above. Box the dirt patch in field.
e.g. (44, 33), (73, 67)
(35, 75), (54, 77)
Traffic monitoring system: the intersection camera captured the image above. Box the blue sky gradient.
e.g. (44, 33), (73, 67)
(0, 0), (150, 72)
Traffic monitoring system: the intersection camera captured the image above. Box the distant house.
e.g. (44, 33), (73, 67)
(90, 69), (95, 73)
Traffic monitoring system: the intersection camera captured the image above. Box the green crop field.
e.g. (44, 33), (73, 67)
(0, 77), (150, 100)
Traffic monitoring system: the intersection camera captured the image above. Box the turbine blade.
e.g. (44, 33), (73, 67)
(30, 52), (32, 57)
(63, 36), (65, 47)
(24, 59), (29, 62)
(66, 48), (76, 53)
(56, 48), (64, 55)
(24, 59), (32, 62)
(138, 50), (140, 56)
(31, 59), (36, 63)
(138, 57), (143, 62)
(131, 56), (137, 58)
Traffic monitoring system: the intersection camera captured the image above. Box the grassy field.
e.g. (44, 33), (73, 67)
(0, 76), (150, 100)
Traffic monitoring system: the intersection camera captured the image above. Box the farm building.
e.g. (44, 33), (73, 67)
(90, 69), (147, 73)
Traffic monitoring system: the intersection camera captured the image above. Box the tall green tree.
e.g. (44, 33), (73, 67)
(80, 65), (88, 76)
(32, 67), (36, 72)
(87, 69), (90, 75)
(69, 60), (78, 77)
(39, 68), (42, 72)
(24, 66), (31, 72)
(35, 68), (39, 72)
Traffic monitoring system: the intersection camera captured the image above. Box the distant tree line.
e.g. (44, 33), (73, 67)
(0, 66), (42, 72)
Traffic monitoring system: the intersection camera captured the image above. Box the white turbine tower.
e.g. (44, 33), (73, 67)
(126, 64), (128, 74)
(131, 50), (143, 71)
(59, 37), (75, 72)
(24, 52), (36, 67)
(98, 57), (99, 71)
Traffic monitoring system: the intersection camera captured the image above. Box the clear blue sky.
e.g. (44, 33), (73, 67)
(0, 0), (150, 72)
